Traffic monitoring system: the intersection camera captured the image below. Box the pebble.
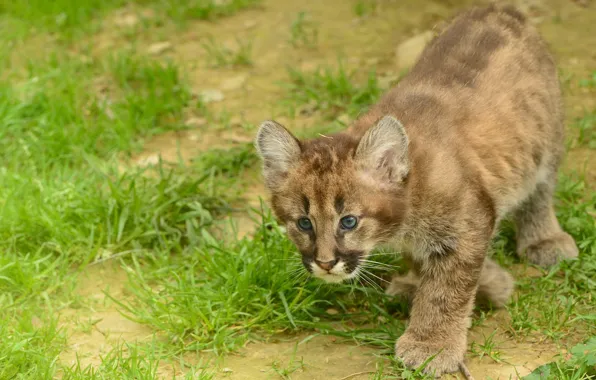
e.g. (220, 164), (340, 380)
(147, 41), (173, 55)
(198, 89), (225, 103)
(136, 154), (160, 166)
(220, 74), (248, 91)
(114, 13), (139, 28)
(185, 117), (208, 128)
(244, 20), (258, 29)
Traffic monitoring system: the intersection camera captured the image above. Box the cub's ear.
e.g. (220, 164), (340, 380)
(255, 120), (301, 190)
(355, 115), (409, 184)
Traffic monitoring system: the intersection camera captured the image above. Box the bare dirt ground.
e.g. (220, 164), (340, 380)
(56, 0), (595, 378)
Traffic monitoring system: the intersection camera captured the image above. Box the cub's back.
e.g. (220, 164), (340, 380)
(352, 5), (563, 215)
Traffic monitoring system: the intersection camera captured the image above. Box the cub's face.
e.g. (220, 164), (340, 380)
(255, 116), (410, 283)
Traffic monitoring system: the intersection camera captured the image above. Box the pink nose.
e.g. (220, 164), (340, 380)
(315, 258), (339, 271)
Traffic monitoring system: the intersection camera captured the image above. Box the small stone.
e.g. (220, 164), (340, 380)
(185, 117), (207, 128)
(572, 0), (590, 7)
(198, 89), (224, 104)
(326, 308), (339, 315)
(147, 41), (173, 55)
(244, 20), (257, 29)
(200, 89), (224, 103)
(229, 116), (242, 126)
(114, 13), (139, 27)
(222, 368), (233, 373)
(220, 75), (248, 91)
(395, 31), (434, 70)
(136, 154), (160, 167)
(31, 316), (43, 328)
(365, 57), (380, 66)
(223, 132), (252, 144)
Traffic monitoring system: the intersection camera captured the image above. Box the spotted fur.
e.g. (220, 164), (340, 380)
(255, 4), (578, 376)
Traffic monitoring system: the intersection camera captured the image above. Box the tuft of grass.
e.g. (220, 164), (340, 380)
(0, 0), (128, 38)
(61, 340), (217, 379)
(572, 110), (596, 149)
(470, 331), (503, 363)
(289, 12), (318, 48)
(353, 0), (378, 17)
(154, 0), (261, 24)
(0, 309), (65, 379)
(0, 51), (190, 170)
(107, 52), (192, 140)
(111, 209), (406, 355)
(270, 343), (307, 379)
(579, 71), (596, 88)
(524, 337), (596, 380)
(504, 173), (596, 339)
(282, 62), (381, 120)
(201, 37), (253, 67)
(0, 0), (261, 39)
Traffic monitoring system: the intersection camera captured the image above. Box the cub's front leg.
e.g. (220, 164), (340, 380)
(395, 233), (487, 376)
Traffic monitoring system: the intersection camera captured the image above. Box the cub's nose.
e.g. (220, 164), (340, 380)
(315, 258), (339, 271)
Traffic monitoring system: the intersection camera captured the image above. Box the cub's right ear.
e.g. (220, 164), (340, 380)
(255, 121), (301, 190)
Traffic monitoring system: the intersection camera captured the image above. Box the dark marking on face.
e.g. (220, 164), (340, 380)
(334, 248), (364, 273)
(271, 194), (292, 223)
(301, 256), (314, 273)
(302, 194), (310, 215)
(334, 195), (345, 214)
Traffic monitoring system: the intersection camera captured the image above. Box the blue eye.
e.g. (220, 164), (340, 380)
(297, 217), (313, 231)
(340, 215), (358, 230)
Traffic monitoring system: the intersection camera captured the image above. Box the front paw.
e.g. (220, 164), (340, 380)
(395, 332), (465, 377)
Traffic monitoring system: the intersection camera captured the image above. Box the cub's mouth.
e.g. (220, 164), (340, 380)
(302, 256), (362, 283)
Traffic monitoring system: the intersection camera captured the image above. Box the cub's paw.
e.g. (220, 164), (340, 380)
(395, 333), (465, 377)
(523, 232), (579, 267)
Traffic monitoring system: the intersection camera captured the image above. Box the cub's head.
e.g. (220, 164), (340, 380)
(255, 116), (410, 283)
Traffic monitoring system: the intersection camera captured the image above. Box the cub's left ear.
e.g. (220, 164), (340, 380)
(355, 115), (409, 184)
(255, 120), (302, 190)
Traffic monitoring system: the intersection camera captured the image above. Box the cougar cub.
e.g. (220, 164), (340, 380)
(255, 5), (578, 376)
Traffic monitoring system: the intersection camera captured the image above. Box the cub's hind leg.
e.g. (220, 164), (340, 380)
(514, 178), (578, 267)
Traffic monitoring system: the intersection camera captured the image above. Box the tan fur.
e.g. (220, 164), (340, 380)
(255, 4), (578, 377)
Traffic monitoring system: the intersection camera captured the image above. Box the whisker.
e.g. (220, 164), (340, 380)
(358, 270), (383, 292)
(360, 267), (390, 285)
(366, 253), (399, 258)
(356, 272), (374, 289)
(360, 259), (399, 271)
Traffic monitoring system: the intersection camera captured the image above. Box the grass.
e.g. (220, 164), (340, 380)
(470, 331), (502, 363)
(579, 71), (596, 88)
(525, 337), (596, 380)
(573, 110), (596, 149)
(282, 62), (381, 120)
(201, 36), (253, 67)
(111, 209), (405, 354)
(1, 0), (595, 379)
(0, 0), (261, 40)
(354, 0), (378, 17)
(289, 12), (318, 48)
